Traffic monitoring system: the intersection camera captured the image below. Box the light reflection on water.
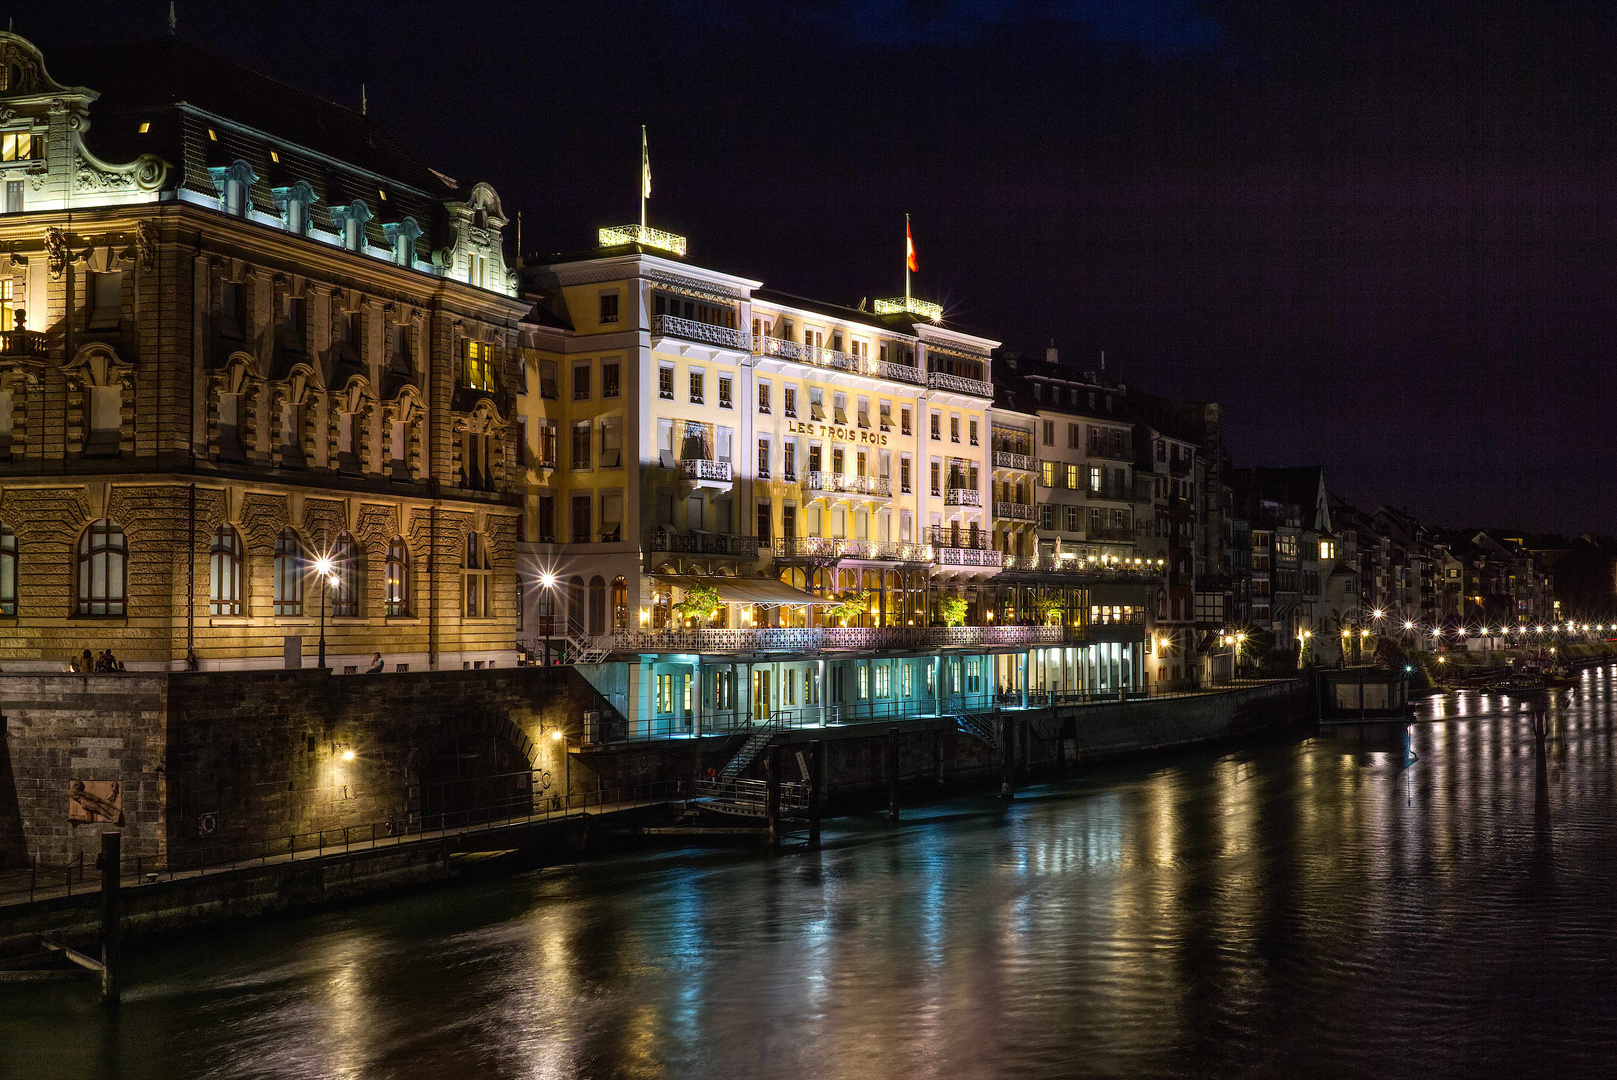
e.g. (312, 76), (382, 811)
(8, 670), (1617, 1079)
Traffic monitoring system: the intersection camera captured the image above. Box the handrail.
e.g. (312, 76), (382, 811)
(651, 314), (750, 351)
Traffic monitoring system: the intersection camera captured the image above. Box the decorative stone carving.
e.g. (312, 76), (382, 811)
(44, 227), (67, 278)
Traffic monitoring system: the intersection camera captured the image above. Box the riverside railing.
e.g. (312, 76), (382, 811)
(608, 623), (1069, 655)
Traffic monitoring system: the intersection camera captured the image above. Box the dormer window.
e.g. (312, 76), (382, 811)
(271, 180), (318, 236)
(206, 159), (256, 219)
(383, 217), (422, 268)
(329, 199), (373, 253)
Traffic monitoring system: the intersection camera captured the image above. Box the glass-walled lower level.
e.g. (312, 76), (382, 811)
(994, 642), (1144, 701)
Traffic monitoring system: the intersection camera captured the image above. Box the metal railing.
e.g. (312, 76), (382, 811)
(598, 223), (688, 255)
(651, 528), (758, 556)
(926, 370), (993, 397)
(995, 501), (1037, 522)
(992, 450), (1037, 471)
(945, 487), (982, 507)
(651, 314), (751, 351)
(609, 623), (1068, 655)
(803, 471), (891, 497)
(755, 335), (926, 386)
(0, 781), (692, 906)
(925, 525), (989, 550)
(680, 457), (733, 482)
(937, 546), (1004, 568)
(1001, 555), (1163, 579)
(773, 536), (933, 563)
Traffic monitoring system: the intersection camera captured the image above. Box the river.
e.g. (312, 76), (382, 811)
(8, 668), (1617, 1079)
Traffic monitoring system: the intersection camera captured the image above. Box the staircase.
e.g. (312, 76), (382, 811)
(717, 719), (780, 780)
(954, 711), (1000, 750)
(561, 619), (611, 665)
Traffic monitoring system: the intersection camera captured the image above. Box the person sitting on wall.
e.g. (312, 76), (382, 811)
(73, 649), (92, 673)
(366, 652), (385, 674)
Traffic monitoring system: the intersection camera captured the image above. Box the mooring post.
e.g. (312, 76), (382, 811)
(808, 740), (824, 849)
(1055, 716), (1067, 773)
(1000, 714), (1016, 800)
(100, 831), (121, 1004)
(932, 726), (945, 788)
(888, 727), (900, 822)
(765, 745), (782, 847)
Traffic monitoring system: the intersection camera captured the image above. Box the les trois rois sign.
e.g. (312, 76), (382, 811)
(784, 420), (890, 446)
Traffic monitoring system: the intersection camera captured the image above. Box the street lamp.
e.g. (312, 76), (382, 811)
(313, 555), (338, 671)
(539, 571), (558, 666)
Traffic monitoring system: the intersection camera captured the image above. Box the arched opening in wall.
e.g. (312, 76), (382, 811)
(567, 575), (584, 632)
(209, 523), (244, 615)
(409, 722), (535, 825)
(77, 519), (127, 616)
(588, 576), (606, 635)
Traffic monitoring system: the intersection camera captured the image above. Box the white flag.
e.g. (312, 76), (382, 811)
(642, 125), (651, 199)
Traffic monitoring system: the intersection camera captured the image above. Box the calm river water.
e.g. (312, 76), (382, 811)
(10, 668), (1617, 1079)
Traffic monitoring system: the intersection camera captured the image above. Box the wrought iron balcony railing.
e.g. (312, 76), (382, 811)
(754, 335), (925, 386)
(926, 370), (993, 398)
(598, 223), (688, 256)
(1001, 554), (1163, 579)
(651, 528), (757, 556)
(992, 450), (1037, 471)
(680, 458), (733, 482)
(995, 501), (1037, 522)
(925, 525), (989, 550)
(773, 537), (933, 563)
(611, 623), (1066, 655)
(652, 315), (751, 352)
(944, 487), (982, 507)
(803, 471), (891, 498)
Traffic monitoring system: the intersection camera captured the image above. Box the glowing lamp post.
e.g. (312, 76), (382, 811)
(539, 572), (557, 665)
(312, 555), (338, 671)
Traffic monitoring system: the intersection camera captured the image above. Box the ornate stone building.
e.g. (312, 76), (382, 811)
(0, 33), (527, 671)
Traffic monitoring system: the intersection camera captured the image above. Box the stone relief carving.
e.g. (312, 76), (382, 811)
(44, 226), (67, 278)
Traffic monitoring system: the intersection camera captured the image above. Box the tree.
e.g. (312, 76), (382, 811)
(939, 596), (968, 627)
(1033, 594), (1064, 624)
(672, 583), (721, 626)
(830, 591), (871, 625)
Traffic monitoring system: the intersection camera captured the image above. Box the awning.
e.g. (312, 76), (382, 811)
(652, 574), (836, 606)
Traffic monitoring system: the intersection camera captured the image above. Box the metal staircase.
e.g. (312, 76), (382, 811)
(954, 711), (1000, 750)
(717, 719), (781, 780)
(561, 619), (611, 665)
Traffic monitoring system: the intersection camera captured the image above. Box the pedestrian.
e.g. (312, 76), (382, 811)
(365, 652), (385, 674)
(74, 649), (92, 673)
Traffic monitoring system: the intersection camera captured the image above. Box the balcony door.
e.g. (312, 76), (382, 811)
(753, 669), (772, 721)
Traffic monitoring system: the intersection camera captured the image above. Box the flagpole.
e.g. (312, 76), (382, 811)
(905, 213), (911, 308)
(640, 125), (648, 230)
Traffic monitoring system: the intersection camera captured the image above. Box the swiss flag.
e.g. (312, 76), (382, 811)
(906, 219), (919, 272)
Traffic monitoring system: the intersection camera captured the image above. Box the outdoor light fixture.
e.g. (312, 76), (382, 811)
(540, 572), (557, 588)
(341, 749), (355, 762)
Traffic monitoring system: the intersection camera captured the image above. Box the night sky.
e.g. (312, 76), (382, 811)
(22, 2), (1617, 532)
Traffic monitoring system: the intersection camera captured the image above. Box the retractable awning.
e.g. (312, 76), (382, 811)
(652, 574), (836, 607)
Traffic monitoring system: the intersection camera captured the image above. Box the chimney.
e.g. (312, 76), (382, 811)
(1046, 338), (1058, 365)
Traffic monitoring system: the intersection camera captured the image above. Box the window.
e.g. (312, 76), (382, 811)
(901, 407), (912, 435)
(757, 438), (770, 479)
(600, 416), (623, 468)
(209, 524), (244, 616)
(536, 496), (555, 543)
(572, 362), (591, 401)
(659, 364), (675, 400)
(1070, 464), (1083, 491)
(858, 398), (870, 429)
(4, 180), (23, 215)
(879, 402), (892, 431)
(588, 576), (607, 635)
(969, 419), (979, 446)
(689, 368), (705, 405)
(76, 519), (127, 616)
(810, 387), (825, 420)
(1, 131), (40, 161)
(1068, 424), (1080, 449)
(464, 341), (494, 391)
(950, 416), (960, 443)
(783, 441), (796, 480)
(931, 412), (941, 440)
(757, 501), (772, 543)
(571, 495), (591, 543)
(783, 386), (796, 418)
(539, 360), (559, 399)
(538, 421), (557, 468)
(571, 420), (592, 469)
(88, 271), (123, 331)
(930, 461), (941, 496)
(0, 524), (13, 615)
(462, 532), (492, 617)
(1319, 540), (1337, 560)
(328, 533), (360, 617)
(719, 375), (733, 409)
(598, 291), (620, 324)
(1040, 504), (1054, 529)
(756, 379), (771, 414)
(274, 529), (305, 616)
(1041, 461), (1055, 488)
(1043, 420), (1055, 446)
(602, 360), (620, 398)
(901, 456), (912, 493)
(385, 537), (410, 616)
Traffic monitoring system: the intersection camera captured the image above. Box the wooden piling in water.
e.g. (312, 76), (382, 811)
(888, 727), (900, 821)
(100, 831), (120, 1004)
(765, 746), (781, 848)
(808, 741), (823, 849)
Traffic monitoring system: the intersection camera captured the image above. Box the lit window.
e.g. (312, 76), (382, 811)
(138, 122), (151, 135)
(385, 537), (410, 616)
(209, 524), (244, 616)
(462, 532), (492, 618)
(464, 340), (493, 391)
(330, 533), (360, 618)
(76, 519), (127, 616)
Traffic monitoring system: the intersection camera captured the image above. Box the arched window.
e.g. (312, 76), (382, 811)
(0, 524), (15, 616)
(209, 524), (244, 616)
(588, 575), (607, 635)
(611, 576), (628, 630)
(462, 532), (491, 618)
(77, 519), (127, 616)
(274, 528), (305, 616)
(384, 537), (409, 617)
(331, 532), (360, 617)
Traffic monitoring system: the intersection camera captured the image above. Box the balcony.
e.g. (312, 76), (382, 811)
(0, 330), (44, 357)
(651, 528), (757, 557)
(598, 223), (688, 256)
(803, 471), (891, 499)
(926, 370), (993, 398)
(754, 335), (925, 386)
(651, 314), (751, 353)
(1085, 483), (1133, 503)
(944, 486), (981, 507)
(680, 457), (733, 491)
(925, 525), (1003, 569)
(995, 501), (1037, 522)
(610, 623), (1067, 656)
(1086, 525), (1135, 543)
(1001, 554), (1163, 580)
(992, 450), (1036, 472)
(773, 537), (933, 564)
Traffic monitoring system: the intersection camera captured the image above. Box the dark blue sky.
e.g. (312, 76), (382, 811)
(23, 1), (1617, 532)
